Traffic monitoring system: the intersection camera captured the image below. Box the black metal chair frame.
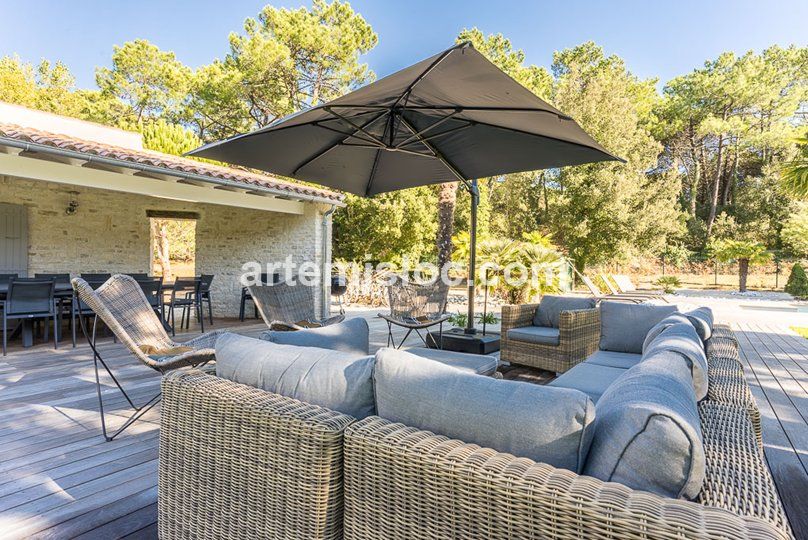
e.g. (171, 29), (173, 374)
(199, 274), (215, 325)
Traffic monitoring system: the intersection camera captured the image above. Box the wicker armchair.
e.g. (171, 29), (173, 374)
(500, 303), (600, 373)
(72, 275), (226, 441)
(159, 370), (354, 540)
(378, 278), (450, 349)
(248, 281), (344, 331)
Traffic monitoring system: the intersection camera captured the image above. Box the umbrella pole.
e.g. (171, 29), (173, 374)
(465, 179), (479, 334)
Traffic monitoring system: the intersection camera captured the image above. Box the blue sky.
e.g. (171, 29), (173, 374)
(1, 0), (806, 90)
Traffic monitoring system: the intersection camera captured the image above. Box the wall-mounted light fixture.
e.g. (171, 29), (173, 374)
(65, 191), (79, 215)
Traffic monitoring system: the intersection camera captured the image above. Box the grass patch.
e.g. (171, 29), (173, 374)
(792, 327), (808, 339)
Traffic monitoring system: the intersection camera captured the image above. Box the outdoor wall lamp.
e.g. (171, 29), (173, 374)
(66, 191), (79, 215)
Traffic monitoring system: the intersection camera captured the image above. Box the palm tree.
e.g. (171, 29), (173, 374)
(781, 135), (808, 199)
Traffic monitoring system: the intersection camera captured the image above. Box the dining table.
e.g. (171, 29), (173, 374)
(0, 282), (74, 348)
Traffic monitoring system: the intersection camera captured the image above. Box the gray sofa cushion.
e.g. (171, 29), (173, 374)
(584, 350), (642, 370)
(599, 301), (678, 354)
(215, 333), (375, 419)
(507, 326), (560, 346)
(533, 295), (597, 328)
(644, 323), (709, 401)
(684, 307), (713, 341)
(548, 362), (626, 402)
(583, 350), (705, 500)
(642, 313), (693, 353)
(404, 347), (498, 376)
(260, 317), (369, 355)
(374, 348), (595, 473)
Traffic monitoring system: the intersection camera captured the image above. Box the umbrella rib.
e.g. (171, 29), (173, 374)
(397, 116), (468, 184)
(397, 120), (474, 148)
(390, 42), (466, 110)
(292, 110), (390, 175)
(324, 106), (388, 147)
(395, 111), (459, 148)
(314, 123), (386, 147)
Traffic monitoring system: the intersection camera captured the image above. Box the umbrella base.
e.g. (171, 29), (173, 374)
(427, 327), (500, 355)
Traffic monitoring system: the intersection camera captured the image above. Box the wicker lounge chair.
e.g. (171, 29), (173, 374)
(378, 278), (450, 349)
(248, 280), (344, 331)
(72, 275), (225, 441)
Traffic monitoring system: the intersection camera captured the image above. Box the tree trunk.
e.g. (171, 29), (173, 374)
(722, 146), (739, 206)
(436, 182), (457, 271)
(738, 258), (749, 293)
(705, 134), (725, 239)
(152, 220), (171, 279)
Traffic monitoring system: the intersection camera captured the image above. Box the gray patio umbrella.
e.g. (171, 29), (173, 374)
(190, 42), (622, 332)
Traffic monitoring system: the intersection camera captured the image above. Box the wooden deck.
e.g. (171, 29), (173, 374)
(0, 315), (806, 539)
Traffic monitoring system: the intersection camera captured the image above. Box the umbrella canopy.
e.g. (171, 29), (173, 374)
(191, 42), (623, 334)
(189, 42), (621, 195)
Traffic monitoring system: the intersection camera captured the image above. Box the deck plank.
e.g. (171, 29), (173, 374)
(0, 315), (806, 538)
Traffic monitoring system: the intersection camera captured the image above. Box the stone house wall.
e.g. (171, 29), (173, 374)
(0, 174), (332, 318)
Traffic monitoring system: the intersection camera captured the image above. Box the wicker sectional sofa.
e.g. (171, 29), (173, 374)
(158, 316), (791, 539)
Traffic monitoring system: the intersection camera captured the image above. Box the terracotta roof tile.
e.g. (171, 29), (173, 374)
(0, 123), (344, 202)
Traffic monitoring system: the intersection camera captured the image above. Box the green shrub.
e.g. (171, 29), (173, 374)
(785, 263), (808, 299)
(655, 275), (682, 293)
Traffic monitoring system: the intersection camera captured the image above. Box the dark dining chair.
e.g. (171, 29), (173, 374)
(199, 274), (215, 325)
(166, 277), (202, 336)
(2, 278), (59, 355)
(125, 273), (149, 279)
(81, 273), (112, 281)
(0, 273), (19, 284)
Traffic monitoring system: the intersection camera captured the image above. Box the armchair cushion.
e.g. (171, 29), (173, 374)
(374, 348), (595, 473)
(507, 326), (560, 346)
(259, 316), (369, 355)
(584, 350), (705, 500)
(533, 295), (597, 328)
(548, 362), (626, 402)
(643, 323), (709, 401)
(599, 301), (678, 354)
(215, 333), (375, 419)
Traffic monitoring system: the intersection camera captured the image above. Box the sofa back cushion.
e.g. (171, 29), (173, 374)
(260, 317), (369, 355)
(643, 323), (708, 401)
(583, 350), (705, 499)
(599, 301), (678, 354)
(374, 348), (595, 473)
(684, 307), (714, 341)
(533, 295), (597, 328)
(642, 313), (693, 353)
(215, 333), (375, 419)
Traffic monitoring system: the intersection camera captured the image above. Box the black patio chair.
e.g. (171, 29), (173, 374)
(239, 272), (280, 321)
(199, 274), (215, 325)
(0, 273), (19, 284)
(2, 278), (59, 355)
(379, 278), (451, 349)
(165, 277), (202, 336)
(125, 273), (149, 279)
(81, 273), (112, 281)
